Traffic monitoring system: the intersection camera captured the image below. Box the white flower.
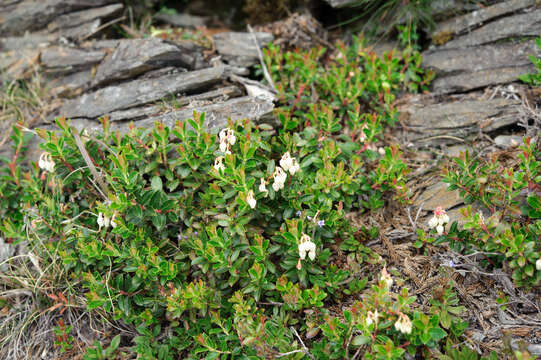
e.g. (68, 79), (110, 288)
(97, 212), (105, 228)
(259, 178), (268, 196)
(288, 158), (300, 175)
(219, 128), (236, 145)
(272, 166), (287, 191)
(110, 213), (117, 228)
(219, 141), (228, 153)
(428, 206), (449, 235)
(394, 313), (412, 334)
(366, 310), (379, 327)
(280, 152), (294, 172)
(298, 233), (316, 261)
(536, 258), (541, 271)
(38, 152), (55, 172)
(247, 190), (256, 209)
(380, 267), (393, 289)
(214, 156), (225, 172)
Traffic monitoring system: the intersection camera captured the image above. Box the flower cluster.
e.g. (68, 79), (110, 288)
(214, 156), (225, 172)
(97, 212), (117, 229)
(394, 313), (412, 334)
(428, 206), (450, 235)
(272, 152), (301, 192)
(279, 152), (300, 175)
(366, 310), (378, 326)
(38, 152), (55, 172)
(298, 233), (316, 261)
(380, 267), (393, 289)
(218, 128), (236, 154)
(246, 190), (256, 209)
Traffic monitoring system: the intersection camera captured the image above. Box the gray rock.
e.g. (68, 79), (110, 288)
(423, 40), (539, 93)
(40, 46), (106, 72)
(0, 34), (54, 52)
(415, 181), (463, 211)
(323, 0), (357, 8)
(92, 39), (189, 86)
(58, 66), (224, 119)
(402, 98), (521, 145)
(106, 85), (242, 122)
(0, 237), (15, 272)
(213, 32), (273, 67)
(46, 3), (123, 40)
(0, 0), (116, 36)
(431, 0), (537, 43)
(441, 8), (541, 49)
(66, 96), (275, 134)
(138, 95), (275, 131)
(47, 69), (93, 98)
(444, 144), (474, 158)
(494, 135), (523, 147)
(154, 12), (207, 28)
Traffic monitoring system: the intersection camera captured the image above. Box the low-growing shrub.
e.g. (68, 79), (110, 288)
(418, 139), (541, 287)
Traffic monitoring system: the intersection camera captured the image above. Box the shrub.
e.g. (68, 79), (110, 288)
(417, 139), (541, 287)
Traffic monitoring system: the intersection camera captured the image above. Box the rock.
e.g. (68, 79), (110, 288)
(323, 0), (357, 8)
(401, 98), (522, 145)
(40, 46), (106, 73)
(423, 40), (539, 93)
(494, 135), (523, 148)
(444, 144), (474, 158)
(58, 67), (224, 119)
(66, 96), (275, 134)
(0, 48), (40, 81)
(441, 8), (541, 49)
(0, 0), (117, 36)
(431, 0), (537, 44)
(0, 237), (15, 272)
(106, 85), (242, 122)
(0, 34), (54, 51)
(47, 3), (123, 39)
(415, 181), (463, 211)
(92, 39), (189, 87)
(47, 69), (93, 98)
(154, 12), (207, 28)
(213, 32), (273, 67)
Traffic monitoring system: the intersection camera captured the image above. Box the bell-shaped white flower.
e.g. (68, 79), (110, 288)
(38, 152), (55, 172)
(366, 310), (378, 327)
(110, 213), (117, 228)
(97, 212), (105, 228)
(394, 313), (412, 334)
(219, 141), (228, 153)
(214, 156), (225, 172)
(247, 190), (256, 209)
(298, 233), (316, 261)
(536, 258), (541, 271)
(288, 158), (300, 175)
(280, 152), (294, 172)
(259, 178), (268, 196)
(428, 206), (449, 235)
(380, 267), (393, 289)
(272, 166), (287, 191)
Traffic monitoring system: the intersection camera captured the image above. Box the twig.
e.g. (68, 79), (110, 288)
(291, 327), (315, 360)
(247, 24), (277, 94)
(276, 349), (306, 357)
(72, 127), (109, 199)
(79, 16), (127, 41)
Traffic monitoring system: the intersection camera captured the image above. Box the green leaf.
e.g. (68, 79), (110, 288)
(352, 335), (371, 346)
(151, 176), (163, 191)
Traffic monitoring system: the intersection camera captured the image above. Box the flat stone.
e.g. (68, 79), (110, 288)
(415, 181), (463, 211)
(154, 12), (207, 27)
(444, 144), (474, 158)
(213, 32), (273, 67)
(0, 0), (116, 36)
(58, 66), (224, 119)
(92, 38), (188, 86)
(47, 69), (93, 98)
(0, 34), (54, 51)
(66, 96), (275, 134)
(423, 40), (539, 93)
(431, 0), (537, 44)
(47, 3), (123, 34)
(106, 85), (242, 122)
(442, 8), (541, 49)
(494, 135), (523, 147)
(140, 95), (275, 131)
(40, 46), (106, 72)
(402, 98), (521, 145)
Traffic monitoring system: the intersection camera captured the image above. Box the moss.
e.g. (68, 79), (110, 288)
(432, 30), (454, 45)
